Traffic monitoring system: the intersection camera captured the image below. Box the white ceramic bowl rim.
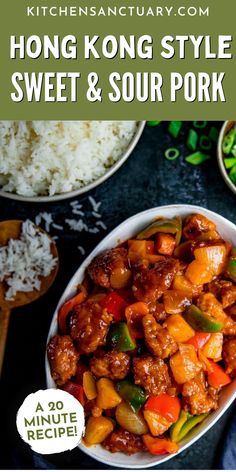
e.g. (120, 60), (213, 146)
(0, 121), (145, 203)
(45, 204), (236, 468)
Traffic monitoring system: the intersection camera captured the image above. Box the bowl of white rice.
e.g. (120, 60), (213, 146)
(0, 121), (145, 202)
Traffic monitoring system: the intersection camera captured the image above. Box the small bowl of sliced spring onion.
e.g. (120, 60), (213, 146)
(217, 121), (236, 195)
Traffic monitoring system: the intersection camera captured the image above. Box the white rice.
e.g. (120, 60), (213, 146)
(0, 220), (58, 300)
(0, 121), (137, 196)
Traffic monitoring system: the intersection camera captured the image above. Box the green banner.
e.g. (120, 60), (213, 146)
(0, 0), (235, 119)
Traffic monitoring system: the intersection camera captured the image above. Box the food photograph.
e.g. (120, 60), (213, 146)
(1, 120), (236, 470)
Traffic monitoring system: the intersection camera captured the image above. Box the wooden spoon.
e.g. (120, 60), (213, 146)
(0, 220), (59, 374)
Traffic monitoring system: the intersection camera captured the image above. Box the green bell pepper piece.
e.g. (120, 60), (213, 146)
(137, 216), (181, 241)
(170, 410), (190, 442)
(226, 256), (236, 283)
(175, 216), (182, 246)
(116, 380), (147, 413)
(177, 413), (209, 442)
(184, 305), (224, 332)
(109, 322), (136, 352)
(170, 410), (208, 443)
(223, 129), (236, 155)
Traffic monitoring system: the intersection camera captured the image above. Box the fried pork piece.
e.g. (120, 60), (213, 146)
(167, 371), (182, 396)
(133, 355), (171, 395)
(183, 214), (216, 240)
(70, 299), (113, 354)
(47, 335), (79, 386)
(223, 319), (236, 336)
(132, 258), (179, 303)
(182, 371), (218, 415)
(207, 279), (233, 300)
(223, 338), (236, 375)
(142, 314), (178, 359)
(197, 292), (226, 323)
(87, 248), (130, 289)
(90, 350), (130, 379)
(197, 292), (236, 335)
(207, 279), (236, 308)
(221, 285), (236, 308)
(148, 301), (168, 321)
(103, 429), (146, 454)
(226, 304), (236, 319)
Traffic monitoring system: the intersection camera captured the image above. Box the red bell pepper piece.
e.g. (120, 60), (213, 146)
(187, 332), (211, 351)
(143, 435), (178, 455)
(61, 381), (85, 406)
(58, 291), (86, 333)
(144, 394), (181, 423)
(100, 292), (128, 321)
(206, 360), (231, 388)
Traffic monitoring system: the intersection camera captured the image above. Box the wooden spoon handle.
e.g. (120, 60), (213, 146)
(0, 307), (11, 375)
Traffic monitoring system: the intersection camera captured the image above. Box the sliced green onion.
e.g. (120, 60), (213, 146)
(199, 135), (212, 151)
(224, 158), (236, 169)
(147, 121), (161, 127)
(222, 129), (236, 155)
(209, 126), (219, 143)
(231, 145), (236, 157)
(187, 129), (198, 152)
(168, 121), (182, 138)
(229, 164), (236, 184)
(193, 121), (207, 129)
(186, 152), (211, 165)
(165, 147), (180, 161)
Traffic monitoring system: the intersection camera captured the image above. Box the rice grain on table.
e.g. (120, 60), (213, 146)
(0, 121), (137, 197)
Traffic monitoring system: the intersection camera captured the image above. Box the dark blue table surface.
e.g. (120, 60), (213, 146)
(0, 121), (235, 470)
